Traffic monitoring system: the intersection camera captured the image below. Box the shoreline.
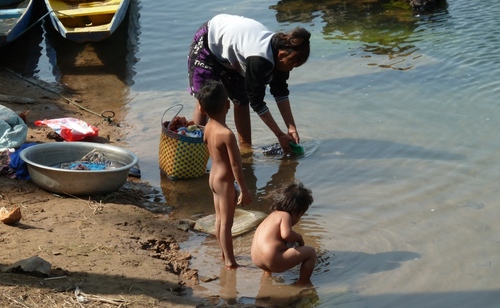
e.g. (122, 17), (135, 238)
(0, 68), (203, 307)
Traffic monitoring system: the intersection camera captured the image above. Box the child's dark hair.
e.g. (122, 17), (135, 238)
(270, 180), (313, 215)
(195, 80), (228, 117)
(275, 27), (311, 67)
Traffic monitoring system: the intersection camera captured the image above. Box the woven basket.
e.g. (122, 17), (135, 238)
(158, 104), (209, 180)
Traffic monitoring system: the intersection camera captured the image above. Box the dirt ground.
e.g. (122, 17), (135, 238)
(0, 69), (212, 307)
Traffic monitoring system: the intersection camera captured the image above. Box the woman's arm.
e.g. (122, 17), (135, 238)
(259, 111), (294, 153)
(245, 57), (296, 152)
(276, 98), (300, 144)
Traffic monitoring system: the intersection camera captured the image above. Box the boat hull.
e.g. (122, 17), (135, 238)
(0, 0), (34, 47)
(44, 0), (130, 42)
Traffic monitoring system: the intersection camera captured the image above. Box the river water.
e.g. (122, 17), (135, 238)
(1, 0), (500, 306)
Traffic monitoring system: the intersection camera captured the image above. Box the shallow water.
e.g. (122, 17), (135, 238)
(2, 0), (500, 306)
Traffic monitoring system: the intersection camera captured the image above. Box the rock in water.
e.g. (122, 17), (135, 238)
(194, 209), (267, 237)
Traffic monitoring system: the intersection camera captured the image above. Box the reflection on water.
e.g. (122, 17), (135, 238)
(164, 143), (326, 304)
(195, 263), (320, 307)
(218, 266), (238, 305)
(271, 0), (449, 69)
(173, 146), (331, 306)
(254, 273), (320, 307)
(161, 149), (301, 217)
(242, 151), (300, 213)
(3, 0), (500, 306)
(43, 4), (138, 86)
(188, 235), (323, 307)
(40, 0), (140, 124)
(160, 172), (212, 218)
(0, 0), (45, 76)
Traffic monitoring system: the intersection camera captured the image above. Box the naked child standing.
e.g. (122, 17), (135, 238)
(195, 80), (252, 269)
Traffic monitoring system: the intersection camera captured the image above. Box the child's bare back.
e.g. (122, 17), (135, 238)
(204, 121), (237, 192)
(251, 211), (301, 270)
(251, 181), (316, 286)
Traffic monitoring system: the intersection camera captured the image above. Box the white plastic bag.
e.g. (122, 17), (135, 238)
(35, 118), (98, 141)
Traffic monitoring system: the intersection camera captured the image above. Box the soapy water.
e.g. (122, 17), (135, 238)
(52, 149), (128, 171)
(55, 160), (127, 171)
(252, 136), (319, 162)
(183, 231), (328, 307)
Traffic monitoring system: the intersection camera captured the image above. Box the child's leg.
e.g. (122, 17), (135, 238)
(213, 193), (225, 261)
(214, 186), (238, 269)
(218, 200), (237, 268)
(280, 246), (317, 286)
(296, 246), (316, 286)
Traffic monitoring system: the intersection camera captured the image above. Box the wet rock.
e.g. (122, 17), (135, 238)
(410, 0), (446, 12)
(176, 219), (196, 231)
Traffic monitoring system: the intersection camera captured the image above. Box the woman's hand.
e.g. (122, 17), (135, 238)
(277, 133), (294, 154)
(289, 130), (300, 144)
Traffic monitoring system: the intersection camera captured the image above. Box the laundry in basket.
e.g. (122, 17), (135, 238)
(158, 104), (209, 180)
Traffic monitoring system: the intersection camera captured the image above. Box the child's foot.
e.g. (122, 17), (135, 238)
(225, 263), (240, 270)
(291, 279), (314, 288)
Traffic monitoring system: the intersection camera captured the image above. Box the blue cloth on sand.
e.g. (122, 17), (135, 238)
(9, 143), (39, 180)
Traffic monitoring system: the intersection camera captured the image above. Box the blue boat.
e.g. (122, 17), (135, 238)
(0, 0), (35, 47)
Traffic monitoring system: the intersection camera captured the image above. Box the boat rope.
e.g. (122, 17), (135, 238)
(2, 68), (117, 125)
(13, 10), (52, 42)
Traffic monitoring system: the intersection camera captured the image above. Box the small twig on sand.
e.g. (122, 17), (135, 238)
(75, 287), (128, 306)
(44, 276), (67, 281)
(2, 293), (31, 308)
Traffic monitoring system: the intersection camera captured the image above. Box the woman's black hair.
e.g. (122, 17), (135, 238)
(270, 180), (313, 215)
(275, 27), (311, 66)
